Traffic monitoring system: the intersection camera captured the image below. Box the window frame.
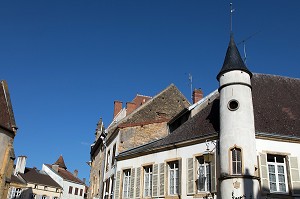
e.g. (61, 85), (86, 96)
(230, 147), (242, 175)
(196, 156), (211, 193)
(143, 165), (153, 197)
(168, 161), (179, 195)
(68, 186), (73, 194)
(122, 169), (131, 199)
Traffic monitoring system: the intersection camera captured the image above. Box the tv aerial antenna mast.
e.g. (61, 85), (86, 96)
(237, 31), (260, 64)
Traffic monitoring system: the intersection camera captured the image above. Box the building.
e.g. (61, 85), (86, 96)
(8, 156), (62, 199)
(111, 35), (300, 199)
(42, 155), (86, 199)
(89, 86), (191, 199)
(0, 80), (18, 199)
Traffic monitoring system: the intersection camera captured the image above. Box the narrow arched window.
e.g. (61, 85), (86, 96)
(231, 148), (242, 175)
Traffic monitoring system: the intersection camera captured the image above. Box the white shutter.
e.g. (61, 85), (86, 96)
(159, 163), (165, 196)
(259, 153), (270, 192)
(210, 153), (217, 193)
(130, 168), (135, 198)
(152, 164), (159, 197)
(135, 167), (141, 198)
(187, 158), (194, 195)
(289, 156), (300, 195)
(114, 171), (121, 199)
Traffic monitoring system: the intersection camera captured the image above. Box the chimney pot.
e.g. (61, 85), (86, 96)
(73, 169), (78, 177)
(193, 89), (203, 104)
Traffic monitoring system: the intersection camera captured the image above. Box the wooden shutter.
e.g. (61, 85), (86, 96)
(130, 168), (135, 198)
(135, 167), (141, 198)
(259, 153), (270, 192)
(178, 159), (182, 196)
(210, 153), (217, 193)
(152, 164), (159, 197)
(114, 171), (121, 199)
(187, 158), (194, 195)
(289, 156), (300, 195)
(159, 163), (165, 196)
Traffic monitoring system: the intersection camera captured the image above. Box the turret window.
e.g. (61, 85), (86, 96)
(228, 99), (239, 111)
(231, 147), (242, 175)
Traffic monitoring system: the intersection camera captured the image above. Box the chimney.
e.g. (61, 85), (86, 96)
(83, 178), (86, 184)
(126, 102), (136, 116)
(113, 101), (122, 118)
(14, 156), (27, 175)
(52, 164), (59, 172)
(73, 169), (78, 177)
(193, 89), (203, 104)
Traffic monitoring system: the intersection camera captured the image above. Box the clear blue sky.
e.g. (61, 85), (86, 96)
(1, 0), (299, 183)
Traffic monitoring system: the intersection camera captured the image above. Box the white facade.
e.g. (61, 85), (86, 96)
(42, 164), (85, 199)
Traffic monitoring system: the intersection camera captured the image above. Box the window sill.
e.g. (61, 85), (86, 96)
(165, 195), (180, 199)
(193, 193), (212, 198)
(262, 192), (292, 199)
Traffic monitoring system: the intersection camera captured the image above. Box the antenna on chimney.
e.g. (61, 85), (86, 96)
(188, 73), (193, 102)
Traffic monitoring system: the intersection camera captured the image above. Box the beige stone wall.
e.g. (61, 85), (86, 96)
(119, 122), (168, 153)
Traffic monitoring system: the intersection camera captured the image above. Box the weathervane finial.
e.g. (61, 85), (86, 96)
(230, 3), (235, 35)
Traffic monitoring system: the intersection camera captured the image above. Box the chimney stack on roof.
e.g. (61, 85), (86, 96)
(113, 101), (123, 118)
(52, 164), (59, 172)
(14, 156), (27, 175)
(193, 89), (203, 104)
(73, 169), (78, 177)
(126, 102), (136, 116)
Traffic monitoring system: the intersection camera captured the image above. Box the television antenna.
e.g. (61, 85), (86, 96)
(188, 73), (193, 102)
(237, 31), (260, 64)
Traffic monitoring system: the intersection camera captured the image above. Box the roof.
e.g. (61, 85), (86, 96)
(0, 80), (17, 133)
(217, 35), (252, 80)
(19, 167), (61, 188)
(54, 155), (67, 169)
(118, 74), (300, 159)
(45, 164), (85, 185)
(10, 174), (26, 185)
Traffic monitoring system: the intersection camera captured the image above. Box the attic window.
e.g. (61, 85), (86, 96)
(228, 99), (239, 111)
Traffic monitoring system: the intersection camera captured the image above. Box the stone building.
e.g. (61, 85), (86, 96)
(89, 85), (191, 199)
(112, 35), (300, 199)
(0, 80), (18, 199)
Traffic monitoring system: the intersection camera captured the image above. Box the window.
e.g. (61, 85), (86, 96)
(168, 161), (179, 195)
(75, 187), (79, 195)
(144, 166), (152, 197)
(197, 156), (211, 192)
(122, 170), (131, 198)
(68, 186), (73, 194)
(112, 144), (117, 166)
(106, 150), (111, 171)
(110, 175), (114, 199)
(231, 148), (242, 175)
(41, 195), (47, 199)
(80, 188), (83, 196)
(267, 154), (288, 193)
(34, 184), (38, 189)
(44, 186), (48, 190)
(31, 193), (36, 199)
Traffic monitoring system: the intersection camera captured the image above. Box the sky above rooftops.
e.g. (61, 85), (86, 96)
(1, 0), (299, 183)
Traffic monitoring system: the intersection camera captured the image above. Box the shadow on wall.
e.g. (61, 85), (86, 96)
(18, 187), (33, 199)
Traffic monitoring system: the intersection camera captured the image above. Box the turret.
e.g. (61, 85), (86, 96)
(217, 34), (259, 198)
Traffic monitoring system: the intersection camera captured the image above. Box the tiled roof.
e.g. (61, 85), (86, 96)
(19, 167), (61, 188)
(54, 155), (67, 170)
(0, 80), (17, 133)
(45, 164), (85, 185)
(118, 74), (300, 159)
(10, 174), (26, 185)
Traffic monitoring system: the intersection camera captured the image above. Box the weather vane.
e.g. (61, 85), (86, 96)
(230, 3), (235, 34)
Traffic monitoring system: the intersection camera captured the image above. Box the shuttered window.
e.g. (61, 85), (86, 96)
(267, 155), (288, 193)
(168, 161), (179, 195)
(122, 170), (131, 198)
(197, 156), (211, 192)
(144, 166), (153, 197)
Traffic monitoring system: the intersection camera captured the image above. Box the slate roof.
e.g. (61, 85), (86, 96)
(118, 74), (300, 159)
(18, 167), (61, 188)
(54, 155), (67, 170)
(0, 80), (17, 133)
(217, 35), (252, 80)
(10, 174), (26, 185)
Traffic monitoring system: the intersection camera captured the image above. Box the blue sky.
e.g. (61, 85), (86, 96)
(1, 1), (299, 183)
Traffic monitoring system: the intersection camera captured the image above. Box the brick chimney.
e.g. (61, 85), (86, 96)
(14, 156), (27, 175)
(113, 101), (123, 118)
(193, 89), (203, 104)
(126, 102), (136, 116)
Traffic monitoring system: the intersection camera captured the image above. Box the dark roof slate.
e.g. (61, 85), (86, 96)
(19, 167), (61, 188)
(217, 35), (252, 80)
(54, 155), (67, 170)
(118, 74), (300, 159)
(0, 80), (17, 133)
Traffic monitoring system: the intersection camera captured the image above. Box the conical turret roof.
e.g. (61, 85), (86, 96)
(217, 35), (252, 80)
(53, 155), (67, 170)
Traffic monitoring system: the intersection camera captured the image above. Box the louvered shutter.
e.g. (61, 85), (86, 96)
(178, 159), (182, 196)
(135, 167), (141, 198)
(159, 163), (165, 196)
(259, 153), (270, 192)
(187, 158), (194, 195)
(289, 156), (300, 195)
(130, 168), (135, 198)
(152, 164), (159, 197)
(114, 171), (121, 199)
(210, 153), (217, 193)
